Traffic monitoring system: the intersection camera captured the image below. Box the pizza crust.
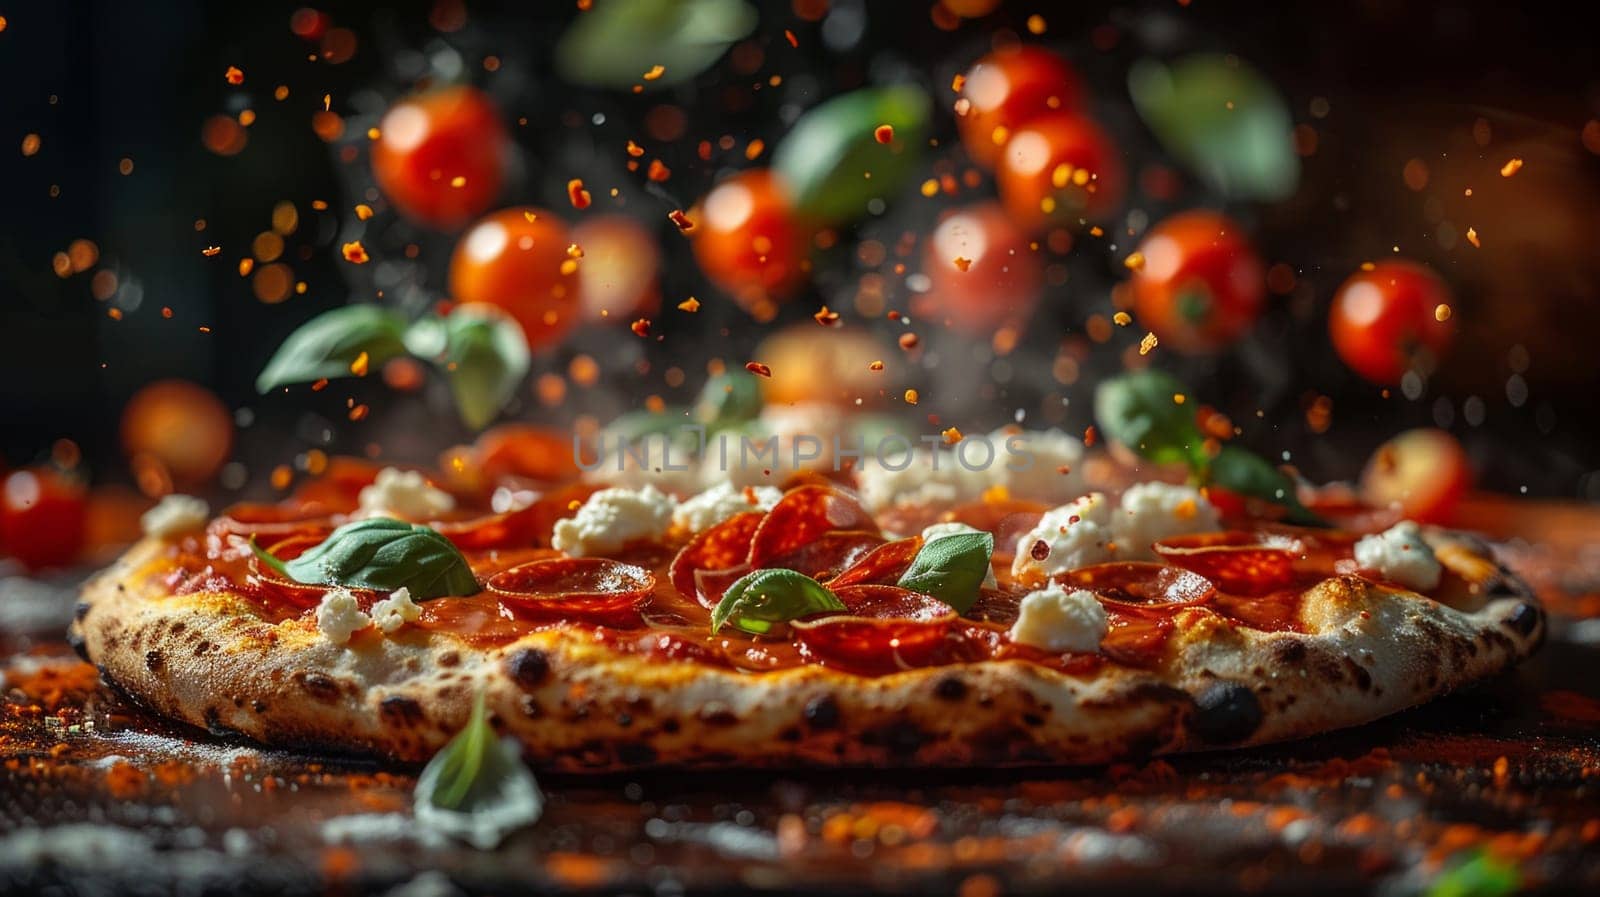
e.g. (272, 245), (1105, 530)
(72, 531), (1543, 770)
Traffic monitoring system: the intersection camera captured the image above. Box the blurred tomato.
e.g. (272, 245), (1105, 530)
(371, 85), (508, 230)
(2, 468), (86, 570)
(756, 325), (886, 407)
(1129, 211), (1266, 353)
(957, 45), (1086, 169)
(474, 424), (583, 483)
(922, 202), (1043, 333)
(121, 380), (234, 486)
(1329, 261), (1456, 385)
(690, 170), (808, 316)
(1360, 428), (1472, 524)
(996, 113), (1125, 231)
(84, 485), (151, 557)
(572, 215), (661, 323)
(450, 208), (581, 351)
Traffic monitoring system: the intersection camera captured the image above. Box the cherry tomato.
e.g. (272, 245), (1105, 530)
(121, 380), (234, 486)
(1129, 210), (1267, 353)
(690, 170), (809, 317)
(371, 85), (508, 230)
(995, 113), (1125, 232)
(1329, 261), (1456, 385)
(1360, 428), (1472, 525)
(957, 45), (1086, 169)
(2, 468), (87, 570)
(449, 207), (582, 351)
(572, 214), (661, 323)
(921, 202), (1043, 333)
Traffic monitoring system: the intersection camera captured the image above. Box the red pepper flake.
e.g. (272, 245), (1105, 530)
(350, 351), (370, 376)
(626, 140), (645, 157)
(898, 332), (919, 350)
(1083, 425), (1098, 447)
(341, 241), (369, 264)
(869, 360), (884, 371)
(197, 325), (212, 333)
(745, 361), (772, 378)
(668, 208), (695, 233)
(642, 65), (665, 81)
(630, 318), (651, 337)
(951, 73), (966, 93)
(744, 139), (765, 160)
(1500, 158), (1524, 177)
(874, 124), (894, 144)
(354, 203), (374, 220)
(311, 378), (330, 392)
(903, 388), (919, 404)
(224, 66), (245, 85)
(201, 245), (222, 257)
(161, 306), (173, 319)
(941, 427), (962, 445)
(813, 305), (840, 326)
(567, 178), (591, 209)
(677, 296), (700, 312)
(349, 404), (370, 421)
(784, 29), (798, 47)
(647, 159), (671, 181)
(1030, 539), (1050, 561)
(952, 256), (971, 271)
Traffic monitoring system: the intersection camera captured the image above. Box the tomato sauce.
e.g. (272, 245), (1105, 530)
(143, 481), (1374, 679)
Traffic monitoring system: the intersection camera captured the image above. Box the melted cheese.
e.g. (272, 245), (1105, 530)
(1111, 481), (1220, 559)
(1008, 585), (1109, 653)
(551, 484), (677, 557)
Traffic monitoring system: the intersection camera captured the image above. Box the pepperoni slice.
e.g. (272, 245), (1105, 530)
(1152, 531), (1302, 595)
(207, 503), (337, 557)
(669, 511), (764, 607)
(827, 537), (922, 588)
(1053, 561), (1216, 607)
(522, 482), (606, 547)
(762, 530), (886, 583)
(430, 503), (542, 551)
(486, 557), (655, 623)
(790, 585), (970, 675)
(748, 485), (877, 567)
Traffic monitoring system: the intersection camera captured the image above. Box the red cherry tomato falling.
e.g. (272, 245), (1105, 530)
(1129, 211), (1267, 353)
(1329, 261), (1456, 385)
(995, 113), (1126, 232)
(921, 202), (1043, 333)
(2, 468), (87, 570)
(371, 85), (508, 230)
(449, 208), (581, 351)
(120, 379), (234, 486)
(957, 45), (1086, 169)
(571, 214), (661, 323)
(690, 170), (808, 317)
(1359, 428), (1472, 525)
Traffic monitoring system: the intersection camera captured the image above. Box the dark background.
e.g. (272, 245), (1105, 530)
(2, 0), (1598, 502)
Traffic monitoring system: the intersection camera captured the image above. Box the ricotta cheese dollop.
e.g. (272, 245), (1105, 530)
(369, 587), (422, 634)
(358, 467), (456, 520)
(1111, 481), (1220, 560)
(672, 481), (783, 534)
(1010, 492), (1116, 581)
(552, 484), (677, 557)
(316, 588), (371, 645)
(140, 494), (209, 539)
(855, 446), (989, 514)
(1008, 585), (1109, 653)
(1353, 520), (1442, 591)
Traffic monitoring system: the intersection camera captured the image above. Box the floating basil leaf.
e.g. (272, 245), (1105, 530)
(555, 0), (756, 91)
(279, 518), (479, 599)
(896, 531), (994, 614)
(411, 307), (531, 432)
(1207, 445), (1324, 526)
(414, 692), (545, 849)
(772, 85), (931, 224)
(1129, 54), (1298, 201)
(710, 568), (845, 635)
(255, 304), (409, 393)
(693, 371), (763, 427)
(1093, 369), (1209, 469)
(1422, 850), (1521, 897)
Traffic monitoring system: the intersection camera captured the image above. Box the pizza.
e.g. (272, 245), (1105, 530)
(72, 441), (1544, 772)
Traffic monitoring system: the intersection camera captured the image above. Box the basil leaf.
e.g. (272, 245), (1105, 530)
(1093, 369), (1209, 469)
(414, 692), (545, 849)
(255, 304), (408, 393)
(282, 518), (479, 599)
(772, 85), (932, 224)
(1423, 850), (1521, 897)
(413, 308), (531, 432)
(710, 568), (845, 635)
(248, 536), (292, 578)
(1208, 445), (1325, 526)
(692, 371), (762, 427)
(555, 0), (756, 91)
(897, 531), (994, 614)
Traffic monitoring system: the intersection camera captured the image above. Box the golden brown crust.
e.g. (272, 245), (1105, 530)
(73, 530), (1543, 770)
